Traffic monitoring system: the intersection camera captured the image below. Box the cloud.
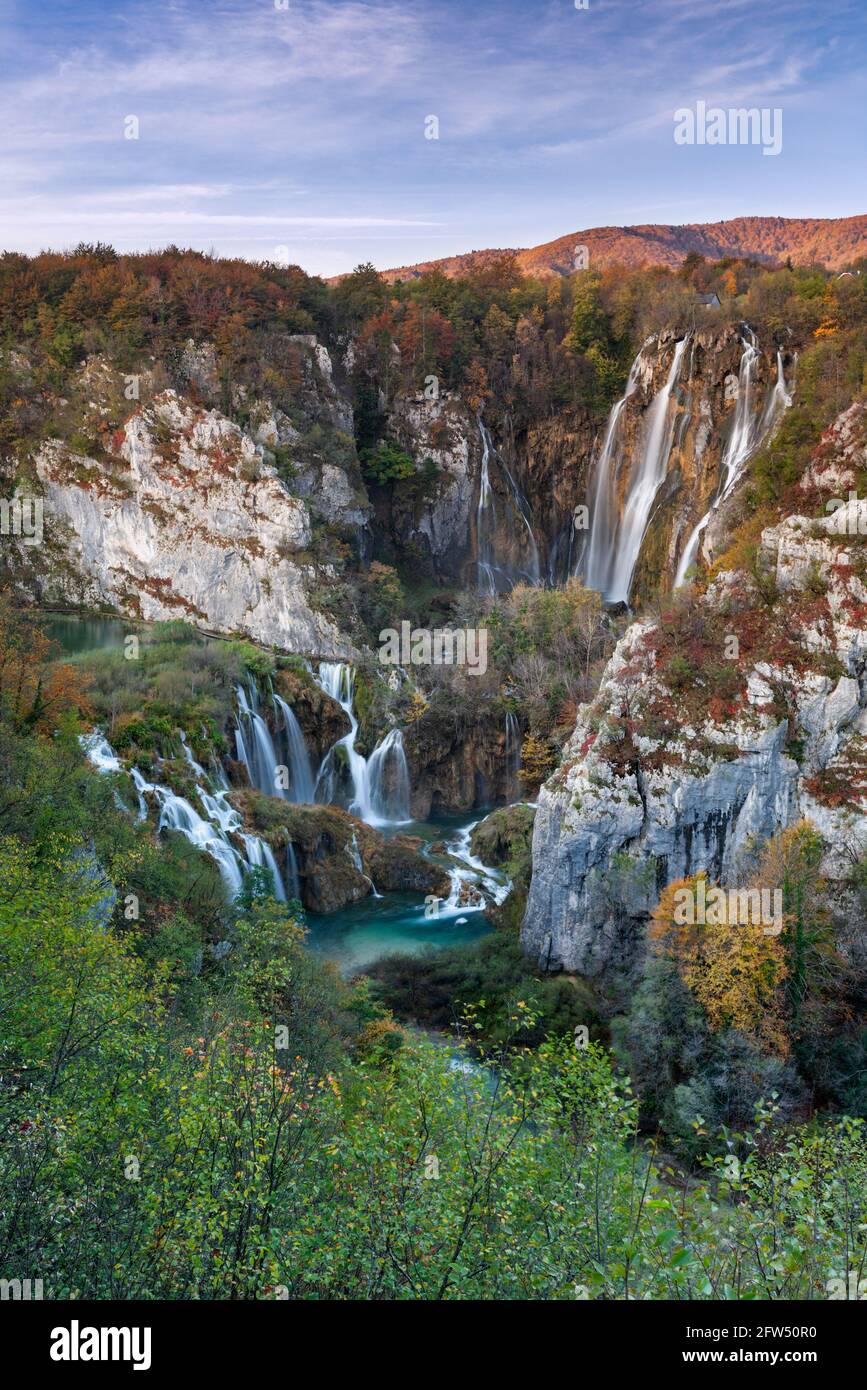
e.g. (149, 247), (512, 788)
(0, 0), (863, 274)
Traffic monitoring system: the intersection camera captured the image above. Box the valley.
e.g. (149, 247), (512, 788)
(3, 236), (867, 1302)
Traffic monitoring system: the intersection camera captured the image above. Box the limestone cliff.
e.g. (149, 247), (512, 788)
(9, 342), (367, 656)
(523, 403), (867, 976)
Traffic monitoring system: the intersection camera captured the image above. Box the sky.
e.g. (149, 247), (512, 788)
(0, 0), (865, 278)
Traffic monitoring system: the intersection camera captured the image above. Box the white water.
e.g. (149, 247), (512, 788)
(273, 692), (315, 802)
(234, 681), (318, 805)
(580, 347), (645, 591)
(240, 833), (287, 903)
(580, 338), (688, 604)
(314, 662), (411, 826)
(285, 841), (301, 900)
(367, 727), (411, 823)
(81, 731), (122, 773)
(476, 419), (541, 594)
(439, 821), (510, 918)
(674, 340), (791, 588)
(504, 711), (521, 794)
(82, 730), (285, 902)
(605, 337), (689, 604)
(235, 683), (285, 798)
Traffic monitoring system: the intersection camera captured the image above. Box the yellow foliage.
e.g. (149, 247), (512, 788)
(650, 871), (790, 1054)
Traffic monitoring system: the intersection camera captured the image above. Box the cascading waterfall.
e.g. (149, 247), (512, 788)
(604, 337), (689, 604)
(441, 821), (511, 917)
(81, 731), (121, 773)
(234, 680), (317, 804)
(272, 692), (315, 802)
(313, 662), (411, 826)
(580, 347), (646, 590)
(240, 833), (287, 902)
(83, 731), (285, 902)
(286, 842), (301, 900)
(476, 419), (541, 594)
(314, 662), (373, 817)
(235, 682), (284, 797)
(504, 710), (521, 792)
(366, 727), (411, 823)
(674, 338), (791, 588)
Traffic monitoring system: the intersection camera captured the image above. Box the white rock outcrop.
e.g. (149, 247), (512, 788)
(32, 391), (350, 656)
(523, 403), (867, 974)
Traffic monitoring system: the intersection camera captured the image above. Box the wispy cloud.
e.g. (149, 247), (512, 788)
(0, 0), (864, 274)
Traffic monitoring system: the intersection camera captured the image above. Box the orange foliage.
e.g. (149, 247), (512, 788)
(0, 601), (91, 734)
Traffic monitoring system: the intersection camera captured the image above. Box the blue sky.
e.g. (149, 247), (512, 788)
(0, 0), (865, 277)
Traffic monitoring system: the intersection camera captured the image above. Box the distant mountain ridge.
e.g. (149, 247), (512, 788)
(376, 214), (867, 282)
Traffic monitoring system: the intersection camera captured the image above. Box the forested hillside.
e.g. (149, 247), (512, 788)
(3, 240), (867, 1301)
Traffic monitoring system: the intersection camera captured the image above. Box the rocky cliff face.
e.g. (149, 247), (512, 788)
(379, 392), (478, 582)
(523, 402), (867, 976)
(11, 343), (368, 656)
(373, 390), (596, 587)
(404, 707), (517, 818)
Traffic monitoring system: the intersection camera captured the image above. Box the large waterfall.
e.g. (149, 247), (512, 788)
(476, 419), (541, 594)
(580, 348), (645, 591)
(584, 337), (689, 605)
(313, 662), (411, 826)
(674, 339), (791, 588)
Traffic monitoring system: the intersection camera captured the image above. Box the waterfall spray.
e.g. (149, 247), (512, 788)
(674, 338), (791, 588)
(475, 420), (541, 594)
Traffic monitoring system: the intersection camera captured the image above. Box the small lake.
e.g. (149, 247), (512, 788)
(45, 612), (135, 655)
(307, 811), (495, 973)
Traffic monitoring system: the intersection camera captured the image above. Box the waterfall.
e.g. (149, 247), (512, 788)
(440, 821), (511, 917)
(313, 662), (411, 827)
(347, 828), (382, 899)
(240, 833), (287, 902)
(80, 731), (121, 773)
(718, 328), (760, 502)
(82, 729), (287, 903)
(286, 842), (301, 900)
(314, 662), (374, 819)
(235, 682), (285, 797)
(674, 340), (791, 588)
(476, 419), (541, 594)
(156, 787), (246, 898)
(272, 692), (315, 802)
(580, 347), (645, 591)
(367, 727), (411, 822)
(603, 337), (689, 604)
(233, 680), (316, 804)
(505, 711), (521, 793)
(179, 731), (206, 779)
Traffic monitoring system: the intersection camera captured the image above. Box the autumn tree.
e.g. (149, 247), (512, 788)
(650, 872), (790, 1055)
(0, 601), (91, 733)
